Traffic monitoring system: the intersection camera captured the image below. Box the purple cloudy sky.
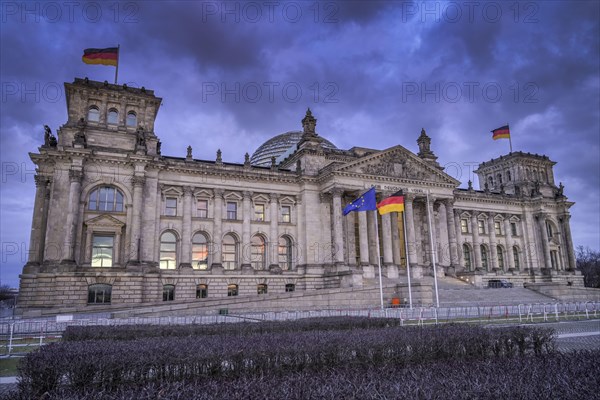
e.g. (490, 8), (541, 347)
(1, 1), (598, 287)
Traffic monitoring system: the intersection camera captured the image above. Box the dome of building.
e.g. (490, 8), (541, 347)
(250, 131), (337, 167)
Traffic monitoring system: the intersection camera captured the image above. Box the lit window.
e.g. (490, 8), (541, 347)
(254, 204), (265, 221)
(460, 219), (469, 234)
(257, 284), (268, 295)
(513, 247), (520, 270)
(88, 187), (124, 212)
(197, 199), (208, 218)
(196, 284), (208, 299)
(278, 236), (293, 270)
(165, 197), (177, 216)
(511, 222), (518, 236)
(163, 284), (175, 301)
(227, 284), (238, 297)
(107, 108), (118, 125)
(227, 202), (237, 219)
(497, 245), (504, 269)
(251, 235), (266, 270)
(494, 221), (502, 235)
(285, 283), (295, 292)
(222, 234), (238, 270)
(88, 284), (112, 304)
(160, 232), (177, 269)
(126, 111), (137, 127)
(481, 246), (488, 270)
(87, 106), (100, 122)
(281, 206), (291, 223)
(192, 232), (209, 270)
(478, 220), (486, 234)
(91, 235), (113, 267)
(462, 244), (471, 270)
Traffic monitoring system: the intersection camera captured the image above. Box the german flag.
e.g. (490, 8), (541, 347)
(377, 190), (404, 215)
(82, 47), (119, 66)
(491, 125), (510, 140)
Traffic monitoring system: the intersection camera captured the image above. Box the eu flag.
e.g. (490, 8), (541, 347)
(343, 187), (377, 215)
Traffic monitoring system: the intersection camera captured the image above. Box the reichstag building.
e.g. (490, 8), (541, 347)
(17, 78), (581, 313)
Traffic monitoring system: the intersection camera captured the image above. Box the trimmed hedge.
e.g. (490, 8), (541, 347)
(62, 316), (407, 341)
(17, 324), (555, 397)
(9, 351), (599, 400)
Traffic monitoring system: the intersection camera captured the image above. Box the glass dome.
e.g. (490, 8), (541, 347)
(250, 131), (337, 167)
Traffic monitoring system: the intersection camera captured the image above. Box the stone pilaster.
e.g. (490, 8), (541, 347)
(26, 175), (49, 265)
(211, 189), (223, 268)
(444, 199), (459, 269)
(331, 188), (345, 265)
(128, 175), (145, 265)
(538, 213), (552, 270)
(179, 186), (192, 268)
(503, 216), (515, 270)
(61, 169), (82, 264)
(488, 213), (498, 271)
(269, 193), (280, 270)
(562, 214), (576, 270)
(241, 191), (252, 269)
(470, 214), (482, 270)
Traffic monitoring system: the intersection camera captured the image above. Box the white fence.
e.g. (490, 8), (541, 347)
(1, 301), (598, 355)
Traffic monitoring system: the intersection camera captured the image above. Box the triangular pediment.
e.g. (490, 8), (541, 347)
(85, 214), (125, 228)
(334, 145), (459, 185)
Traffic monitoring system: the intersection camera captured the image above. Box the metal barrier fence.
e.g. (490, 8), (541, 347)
(1, 301), (598, 355)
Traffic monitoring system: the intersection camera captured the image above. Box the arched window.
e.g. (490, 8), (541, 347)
(513, 246), (520, 270)
(257, 283), (268, 295)
(481, 245), (488, 270)
(87, 106), (100, 122)
(163, 284), (175, 301)
(88, 186), (124, 212)
(227, 284), (238, 296)
(279, 236), (293, 270)
(88, 284), (112, 304)
(251, 235), (266, 270)
(462, 244), (472, 270)
(160, 232), (177, 269)
(192, 232), (209, 270)
(196, 284), (208, 299)
(497, 245), (505, 270)
(488, 176), (494, 186)
(126, 111), (137, 127)
(222, 234), (238, 270)
(107, 108), (119, 125)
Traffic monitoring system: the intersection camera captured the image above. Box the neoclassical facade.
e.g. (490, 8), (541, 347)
(17, 78), (581, 312)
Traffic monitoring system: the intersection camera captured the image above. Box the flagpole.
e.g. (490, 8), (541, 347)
(426, 191), (440, 308)
(401, 211), (413, 309)
(114, 44), (120, 84)
(373, 210), (385, 311)
(507, 123), (513, 153)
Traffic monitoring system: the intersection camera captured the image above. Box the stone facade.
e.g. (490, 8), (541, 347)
(17, 78), (582, 314)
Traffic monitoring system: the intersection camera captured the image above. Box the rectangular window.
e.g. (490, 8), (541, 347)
(227, 284), (238, 297)
(163, 285), (175, 301)
(227, 202), (237, 219)
(254, 204), (265, 221)
(281, 206), (291, 223)
(494, 221), (502, 235)
(460, 219), (469, 234)
(511, 222), (518, 236)
(546, 222), (553, 238)
(196, 284), (208, 299)
(285, 283), (295, 292)
(197, 199), (208, 218)
(91, 235), (113, 267)
(478, 220), (486, 234)
(165, 197), (177, 216)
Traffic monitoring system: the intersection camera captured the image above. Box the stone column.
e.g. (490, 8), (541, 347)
(470, 214), (482, 270)
(114, 232), (121, 266)
(269, 193), (280, 269)
(454, 209), (464, 269)
(504, 216), (515, 270)
(404, 194), (418, 266)
(523, 213), (537, 270)
(562, 215), (576, 270)
(444, 199), (459, 268)
(26, 175), (49, 265)
(358, 211), (369, 265)
(241, 191), (252, 269)
(211, 189), (223, 268)
(537, 214), (552, 269)
(61, 169), (82, 263)
(129, 175), (145, 264)
(296, 195), (305, 267)
(347, 210), (357, 266)
(84, 230), (93, 264)
(391, 213), (401, 266)
(488, 213), (498, 271)
(381, 213), (393, 265)
(367, 211), (378, 265)
(179, 186), (192, 268)
(426, 197), (438, 269)
(331, 189), (345, 265)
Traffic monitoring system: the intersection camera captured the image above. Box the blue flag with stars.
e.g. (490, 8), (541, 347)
(343, 187), (377, 215)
